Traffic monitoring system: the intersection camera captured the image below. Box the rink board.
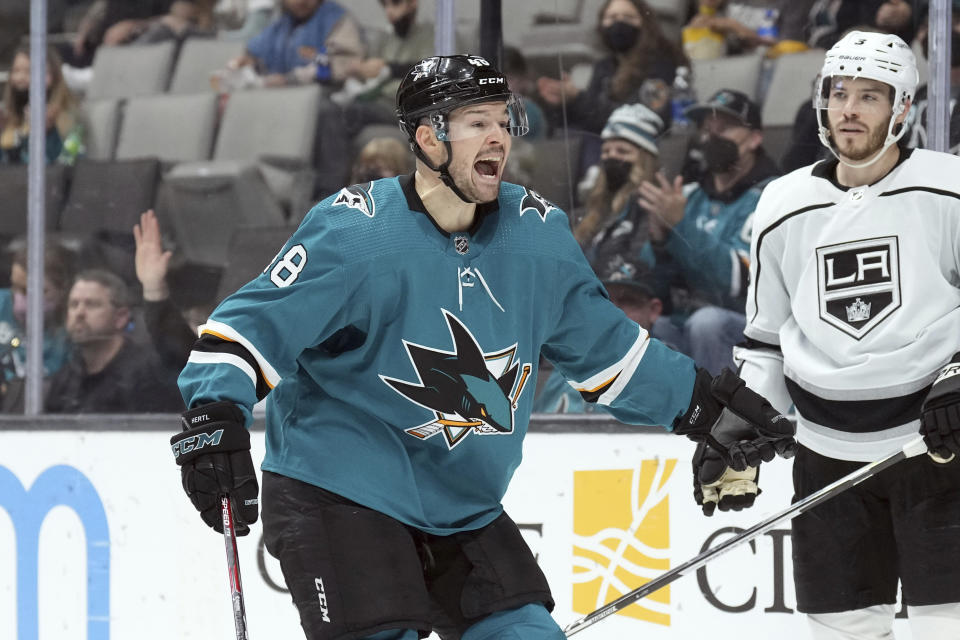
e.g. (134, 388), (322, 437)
(0, 430), (913, 639)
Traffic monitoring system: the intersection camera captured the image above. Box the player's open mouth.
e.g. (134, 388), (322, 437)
(474, 157), (501, 182)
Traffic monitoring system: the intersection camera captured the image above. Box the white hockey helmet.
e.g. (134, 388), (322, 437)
(814, 30), (919, 167)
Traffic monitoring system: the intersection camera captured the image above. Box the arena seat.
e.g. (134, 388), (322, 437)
(168, 37), (246, 95)
(761, 49), (826, 128)
(691, 51), (765, 102)
(160, 85), (321, 267)
(86, 41), (178, 99)
(0, 164), (67, 243)
(76, 98), (121, 160)
(59, 158), (160, 236)
(115, 92), (219, 163)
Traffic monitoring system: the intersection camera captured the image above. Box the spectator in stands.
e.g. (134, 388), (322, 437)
(216, 0), (277, 42)
(341, 0), (444, 114)
(226, 0), (364, 198)
(682, 0), (779, 60)
(134, 0), (217, 44)
(348, 137), (413, 184)
(638, 89), (779, 374)
(807, 0), (917, 50)
(534, 262), (663, 413)
(0, 241), (74, 412)
(64, 0), (174, 68)
(45, 268), (183, 413)
(904, 4), (960, 155)
(536, 0), (688, 135)
(0, 46), (82, 166)
(502, 46), (547, 140)
(229, 0), (363, 88)
(574, 103), (663, 248)
(133, 209), (203, 374)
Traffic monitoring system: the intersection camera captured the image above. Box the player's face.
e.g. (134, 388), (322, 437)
(66, 280), (125, 345)
(825, 76), (896, 162)
(446, 102), (513, 203)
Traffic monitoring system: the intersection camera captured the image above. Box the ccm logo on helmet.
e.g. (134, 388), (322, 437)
(478, 78), (504, 85)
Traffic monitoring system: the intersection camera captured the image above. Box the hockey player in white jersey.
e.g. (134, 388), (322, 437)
(731, 31), (960, 639)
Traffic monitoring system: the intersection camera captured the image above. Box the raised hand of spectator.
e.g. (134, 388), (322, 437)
(536, 73), (579, 105)
(638, 172), (686, 243)
(133, 209), (172, 302)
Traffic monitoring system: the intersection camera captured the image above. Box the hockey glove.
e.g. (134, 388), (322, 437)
(692, 441), (760, 516)
(675, 368), (796, 471)
(920, 356), (960, 463)
(171, 401), (259, 535)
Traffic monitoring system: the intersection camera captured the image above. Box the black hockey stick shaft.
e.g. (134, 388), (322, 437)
(563, 436), (927, 636)
(221, 495), (250, 640)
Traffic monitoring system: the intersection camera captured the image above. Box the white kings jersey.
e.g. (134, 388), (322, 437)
(738, 148), (960, 461)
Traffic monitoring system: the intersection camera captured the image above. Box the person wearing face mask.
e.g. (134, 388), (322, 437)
(0, 45), (81, 165)
(536, 0), (688, 135)
(904, 2), (960, 155)
(638, 89), (780, 375)
(0, 242), (74, 412)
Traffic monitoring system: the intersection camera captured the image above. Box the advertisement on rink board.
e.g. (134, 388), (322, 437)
(0, 430), (914, 639)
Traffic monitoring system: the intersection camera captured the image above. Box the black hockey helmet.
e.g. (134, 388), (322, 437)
(396, 54), (528, 144)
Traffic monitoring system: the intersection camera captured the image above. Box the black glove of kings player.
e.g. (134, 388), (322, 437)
(171, 401), (259, 535)
(674, 368), (796, 470)
(692, 436), (760, 516)
(920, 355), (960, 463)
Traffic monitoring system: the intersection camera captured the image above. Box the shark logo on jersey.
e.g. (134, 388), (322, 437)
(519, 188), (559, 222)
(381, 310), (533, 450)
(816, 236), (901, 339)
(332, 182), (376, 218)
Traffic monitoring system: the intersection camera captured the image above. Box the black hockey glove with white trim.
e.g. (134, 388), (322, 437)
(920, 355), (960, 463)
(692, 441), (760, 516)
(171, 401), (259, 535)
(674, 368), (796, 471)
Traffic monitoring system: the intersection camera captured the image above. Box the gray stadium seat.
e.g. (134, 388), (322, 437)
(115, 93), (219, 163)
(524, 134), (584, 214)
(761, 49), (826, 127)
(168, 38), (246, 94)
(76, 98), (121, 160)
(86, 41), (178, 99)
(691, 51), (765, 103)
(0, 165), (67, 241)
(160, 85), (320, 267)
(59, 158), (161, 236)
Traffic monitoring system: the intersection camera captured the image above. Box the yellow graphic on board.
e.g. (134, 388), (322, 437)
(573, 460), (676, 626)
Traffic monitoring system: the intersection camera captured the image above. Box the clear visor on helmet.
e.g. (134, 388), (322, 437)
(430, 94), (529, 142)
(816, 75), (895, 118)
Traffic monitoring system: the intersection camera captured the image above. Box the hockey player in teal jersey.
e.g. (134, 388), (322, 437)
(170, 55), (795, 640)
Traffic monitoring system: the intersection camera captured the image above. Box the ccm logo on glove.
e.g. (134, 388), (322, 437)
(171, 429), (224, 459)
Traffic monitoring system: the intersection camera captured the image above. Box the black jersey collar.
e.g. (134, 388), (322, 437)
(811, 145), (914, 192)
(398, 173), (500, 237)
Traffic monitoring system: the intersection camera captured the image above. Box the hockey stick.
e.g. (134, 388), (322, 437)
(221, 495), (250, 640)
(564, 436), (929, 636)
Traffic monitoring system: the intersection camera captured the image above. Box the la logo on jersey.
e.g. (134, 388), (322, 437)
(816, 236), (900, 339)
(380, 310), (532, 450)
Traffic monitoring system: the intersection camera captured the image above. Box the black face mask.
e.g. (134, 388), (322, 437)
(700, 135), (741, 174)
(602, 22), (640, 53)
(602, 157), (633, 191)
(11, 88), (29, 114)
(392, 11), (415, 38)
(921, 30), (960, 68)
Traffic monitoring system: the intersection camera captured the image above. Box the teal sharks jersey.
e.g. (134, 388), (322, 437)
(179, 175), (697, 534)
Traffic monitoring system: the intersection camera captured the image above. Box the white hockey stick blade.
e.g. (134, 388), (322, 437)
(563, 436), (926, 636)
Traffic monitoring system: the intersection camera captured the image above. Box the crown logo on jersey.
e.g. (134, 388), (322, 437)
(845, 297), (872, 322)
